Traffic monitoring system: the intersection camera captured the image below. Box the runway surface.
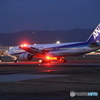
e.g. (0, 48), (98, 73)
(0, 74), (67, 82)
(0, 60), (100, 100)
(1, 61), (100, 65)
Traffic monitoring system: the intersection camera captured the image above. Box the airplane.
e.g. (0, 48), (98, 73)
(6, 23), (100, 63)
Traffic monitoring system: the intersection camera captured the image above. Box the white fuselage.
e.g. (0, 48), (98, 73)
(7, 42), (100, 58)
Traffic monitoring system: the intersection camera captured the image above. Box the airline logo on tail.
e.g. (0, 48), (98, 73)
(92, 24), (100, 39)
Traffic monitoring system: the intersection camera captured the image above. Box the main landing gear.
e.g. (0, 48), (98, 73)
(41, 60), (51, 63)
(41, 57), (67, 63)
(57, 57), (67, 63)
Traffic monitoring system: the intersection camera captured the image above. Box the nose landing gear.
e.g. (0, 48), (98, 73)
(14, 58), (18, 63)
(14, 60), (19, 63)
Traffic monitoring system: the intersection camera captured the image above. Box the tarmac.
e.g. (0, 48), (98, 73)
(0, 56), (100, 100)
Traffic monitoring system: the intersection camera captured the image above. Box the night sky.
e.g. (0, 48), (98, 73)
(0, 0), (100, 33)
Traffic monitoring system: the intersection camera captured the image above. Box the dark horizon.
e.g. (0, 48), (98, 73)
(0, 28), (94, 34)
(0, 29), (93, 46)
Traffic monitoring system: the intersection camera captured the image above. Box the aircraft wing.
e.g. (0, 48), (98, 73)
(19, 46), (42, 54)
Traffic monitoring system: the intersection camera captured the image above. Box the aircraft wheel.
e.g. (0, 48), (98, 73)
(14, 60), (18, 63)
(63, 59), (67, 62)
(42, 60), (51, 63)
(58, 58), (67, 63)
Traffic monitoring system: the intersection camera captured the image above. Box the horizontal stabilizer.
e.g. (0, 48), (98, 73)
(89, 42), (100, 47)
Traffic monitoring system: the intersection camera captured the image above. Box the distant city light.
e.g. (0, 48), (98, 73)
(56, 41), (60, 44)
(96, 40), (99, 42)
(34, 44), (36, 45)
(9, 46), (13, 49)
(98, 49), (100, 51)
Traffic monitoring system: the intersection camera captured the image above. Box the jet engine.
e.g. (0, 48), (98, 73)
(19, 53), (33, 61)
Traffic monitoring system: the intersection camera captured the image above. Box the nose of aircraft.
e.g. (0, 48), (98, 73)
(3, 50), (9, 56)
